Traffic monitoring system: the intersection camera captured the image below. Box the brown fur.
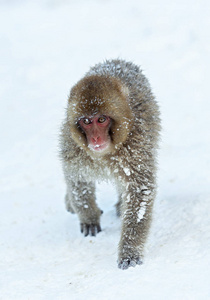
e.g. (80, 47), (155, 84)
(60, 59), (161, 270)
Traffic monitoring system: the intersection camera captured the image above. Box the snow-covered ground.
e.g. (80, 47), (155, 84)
(0, 0), (210, 299)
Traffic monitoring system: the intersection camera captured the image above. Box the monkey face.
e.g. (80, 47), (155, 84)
(78, 114), (112, 154)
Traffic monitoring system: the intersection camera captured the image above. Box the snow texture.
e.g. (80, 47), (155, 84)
(0, 0), (210, 299)
(137, 202), (147, 221)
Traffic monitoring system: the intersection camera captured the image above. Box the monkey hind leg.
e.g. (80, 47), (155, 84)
(115, 198), (122, 217)
(65, 193), (75, 214)
(115, 200), (122, 217)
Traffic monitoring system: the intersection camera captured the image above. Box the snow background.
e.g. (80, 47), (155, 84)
(0, 0), (210, 299)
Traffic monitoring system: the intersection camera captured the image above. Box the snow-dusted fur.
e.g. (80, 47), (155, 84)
(60, 59), (161, 269)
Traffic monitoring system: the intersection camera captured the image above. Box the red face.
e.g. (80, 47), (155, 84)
(79, 114), (111, 153)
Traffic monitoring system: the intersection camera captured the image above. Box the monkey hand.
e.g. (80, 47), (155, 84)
(80, 223), (102, 237)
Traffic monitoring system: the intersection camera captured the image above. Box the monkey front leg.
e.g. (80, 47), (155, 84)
(66, 180), (102, 236)
(118, 185), (153, 270)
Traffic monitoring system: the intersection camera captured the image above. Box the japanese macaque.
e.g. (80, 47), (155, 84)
(60, 59), (161, 270)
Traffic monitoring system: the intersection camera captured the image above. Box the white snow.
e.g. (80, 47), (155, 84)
(123, 167), (131, 176)
(137, 202), (147, 221)
(1, 0), (210, 299)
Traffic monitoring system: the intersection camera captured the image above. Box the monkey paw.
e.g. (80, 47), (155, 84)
(118, 257), (143, 270)
(80, 223), (102, 237)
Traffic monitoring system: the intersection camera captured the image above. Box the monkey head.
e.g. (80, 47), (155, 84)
(67, 75), (134, 156)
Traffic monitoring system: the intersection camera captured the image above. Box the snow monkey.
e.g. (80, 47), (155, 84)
(60, 59), (161, 270)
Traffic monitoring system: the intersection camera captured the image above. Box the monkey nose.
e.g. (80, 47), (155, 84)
(92, 136), (100, 143)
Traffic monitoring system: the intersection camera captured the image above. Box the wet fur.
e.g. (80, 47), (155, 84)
(60, 59), (161, 269)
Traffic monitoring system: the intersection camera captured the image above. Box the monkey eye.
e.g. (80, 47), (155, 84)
(98, 116), (107, 123)
(83, 118), (92, 125)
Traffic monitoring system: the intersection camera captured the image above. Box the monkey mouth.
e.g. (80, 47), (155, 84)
(89, 143), (109, 152)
